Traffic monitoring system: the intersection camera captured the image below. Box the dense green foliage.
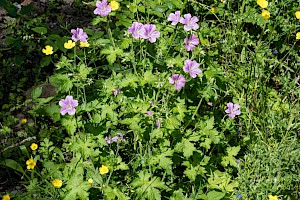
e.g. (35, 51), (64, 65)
(1, 0), (300, 199)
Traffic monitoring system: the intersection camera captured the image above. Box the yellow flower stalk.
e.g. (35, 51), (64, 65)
(26, 158), (36, 170)
(257, 0), (268, 8)
(262, 9), (270, 19)
(99, 165), (109, 175)
(80, 41), (90, 48)
(30, 143), (38, 151)
(2, 194), (10, 200)
(64, 40), (76, 49)
(109, 1), (119, 11)
(52, 179), (63, 188)
(42, 45), (53, 55)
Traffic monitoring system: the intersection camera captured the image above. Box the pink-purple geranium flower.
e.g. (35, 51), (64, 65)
(169, 74), (186, 91)
(180, 13), (199, 31)
(71, 28), (88, 43)
(167, 11), (181, 26)
(184, 34), (199, 51)
(156, 121), (161, 128)
(59, 95), (78, 115)
(112, 89), (121, 96)
(128, 22), (144, 39)
(141, 24), (160, 43)
(145, 111), (153, 116)
(225, 102), (241, 119)
(94, 0), (112, 16)
(183, 60), (202, 78)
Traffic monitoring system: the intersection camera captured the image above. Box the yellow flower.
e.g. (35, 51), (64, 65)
(99, 165), (109, 175)
(268, 195), (279, 200)
(109, 0), (119, 11)
(21, 118), (27, 124)
(26, 158), (36, 170)
(64, 40), (76, 49)
(30, 143), (38, 151)
(2, 194), (10, 200)
(295, 11), (300, 19)
(257, 0), (268, 8)
(296, 32), (300, 40)
(52, 179), (63, 188)
(80, 41), (90, 48)
(42, 45), (53, 55)
(211, 7), (216, 13)
(262, 9), (270, 19)
(88, 178), (93, 185)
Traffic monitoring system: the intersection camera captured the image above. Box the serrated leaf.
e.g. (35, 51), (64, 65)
(184, 166), (197, 181)
(183, 140), (196, 158)
(227, 146), (240, 157)
(165, 116), (180, 129)
(61, 118), (77, 135)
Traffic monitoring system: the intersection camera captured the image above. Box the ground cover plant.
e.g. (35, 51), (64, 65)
(1, 0), (300, 199)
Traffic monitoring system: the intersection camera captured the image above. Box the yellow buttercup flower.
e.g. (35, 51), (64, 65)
(257, 0), (268, 8)
(88, 178), (93, 184)
(2, 194), (10, 200)
(42, 45), (53, 55)
(268, 195), (279, 200)
(211, 7), (216, 13)
(21, 118), (27, 124)
(109, 0), (119, 11)
(30, 143), (38, 151)
(80, 41), (90, 48)
(295, 11), (300, 19)
(52, 179), (63, 188)
(26, 158), (36, 170)
(99, 165), (109, 175)
(64, 40), (76, 49)
(296, 32), (300, 40)
(262, 9), (270, 19)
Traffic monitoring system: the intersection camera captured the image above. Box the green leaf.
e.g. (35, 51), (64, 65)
(0, 159), (25, 174)
(61, 118), (77, 135)
(31, 86), (43, 99)
(19, 145), (29, 158)
(227, 146), (240, 157)
(183, 140), (196, 158)
(49, 74), (73, 93)
(165, 116), (181, 129)
(184, 166), (197, 181)
(78, 64), (93, 78)
(91, 16), (107, 25)
(206, 191), (225, 200)
(32, 27), (48, 35)
(40, 56), (52, 67)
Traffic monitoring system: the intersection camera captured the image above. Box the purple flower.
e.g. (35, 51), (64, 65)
(237, 194), (242, 199)
(225, 102), (241, 119)
(112, 136), (119, 142)
(94, 0), (112, 16)
(117, 133), (124, 139)
(145, 111), (153, 116)
(184, 34), (199, 51)
(105, 136), (111, 144)
(167, 11), (181, 26)
(168, 74), (186, 91)
(71, 28), (88, 43)
(141, 24), (160, 43)
(128, 22), (144, 39)
(180, 13), (199, 31)
(112, 89), (121, 96)
(59, 95), (78, 115)
(156, 121), (161, 128)
(183, 60), (202, 78)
